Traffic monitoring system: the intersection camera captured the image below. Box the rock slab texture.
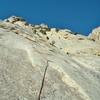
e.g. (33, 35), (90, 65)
(0, 16), (100, 100)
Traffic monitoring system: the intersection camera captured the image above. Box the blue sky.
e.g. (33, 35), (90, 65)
(0, 0), (100, 35)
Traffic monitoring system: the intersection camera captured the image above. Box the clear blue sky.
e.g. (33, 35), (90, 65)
(0, 0), (100, 35)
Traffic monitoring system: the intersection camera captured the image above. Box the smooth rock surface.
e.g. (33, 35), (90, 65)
(0, 16), (100, 100)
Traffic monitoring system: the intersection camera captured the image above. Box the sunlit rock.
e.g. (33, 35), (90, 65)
(0, 16), (100, 100)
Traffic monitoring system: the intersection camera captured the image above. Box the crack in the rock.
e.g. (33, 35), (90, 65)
(38, 60), (49, 100)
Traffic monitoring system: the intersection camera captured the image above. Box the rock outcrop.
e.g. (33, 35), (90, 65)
(88, 26), (100, 42)
(0, 16), (100, 100)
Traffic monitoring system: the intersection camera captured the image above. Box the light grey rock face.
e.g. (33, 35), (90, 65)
(0, 16), (100, 100)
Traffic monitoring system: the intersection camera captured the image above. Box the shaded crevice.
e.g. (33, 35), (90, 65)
(38, 60), (49, 100)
